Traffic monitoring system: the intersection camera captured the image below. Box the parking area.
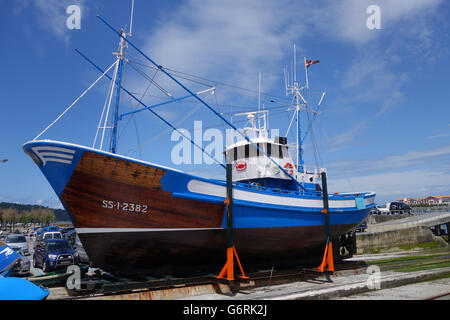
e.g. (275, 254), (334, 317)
(0, 226), (89, 278)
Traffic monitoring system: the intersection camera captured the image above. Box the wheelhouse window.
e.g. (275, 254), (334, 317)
(278, 145), (283, 159)
(228, 142), (289, 161)
(266, 143), (272, 156)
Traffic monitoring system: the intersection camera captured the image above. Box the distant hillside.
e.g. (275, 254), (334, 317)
(0, 202), (71, 222)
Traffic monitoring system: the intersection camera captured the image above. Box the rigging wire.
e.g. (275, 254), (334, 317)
(125, 53), (293, 103)
(317, 114), (357, 193)
(33, 60), (118, 141)
(118, 63), (160, 139)
(93, 62), (118, 148)
(75, 47), (225, 169)
(124, 103), (204, 157)
(305, 103), (321, 169)
(127, 60), (172, 97)
(100, 58), (120, 150)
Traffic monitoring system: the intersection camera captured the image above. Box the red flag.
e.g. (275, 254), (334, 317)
(305, 59), (320, 68)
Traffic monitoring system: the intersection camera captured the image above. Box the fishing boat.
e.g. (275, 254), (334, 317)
(23, 10), (375, 276)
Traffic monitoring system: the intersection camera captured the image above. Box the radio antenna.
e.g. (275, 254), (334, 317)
(129, 0), (135, 37)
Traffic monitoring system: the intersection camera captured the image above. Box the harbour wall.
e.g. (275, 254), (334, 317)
(356, 226), (447, 254)
(366, 214), (413, 224)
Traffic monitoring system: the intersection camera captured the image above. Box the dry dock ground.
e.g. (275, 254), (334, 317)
(47, 242), (450, 300)
(176, 246), (450, 300)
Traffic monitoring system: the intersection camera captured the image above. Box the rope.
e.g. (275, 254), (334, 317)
(33, 60), (117, 141)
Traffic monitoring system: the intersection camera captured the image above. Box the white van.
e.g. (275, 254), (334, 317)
(36, 231), (63, 242)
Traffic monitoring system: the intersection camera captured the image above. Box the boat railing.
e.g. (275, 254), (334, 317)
(234, 181), (372, 199)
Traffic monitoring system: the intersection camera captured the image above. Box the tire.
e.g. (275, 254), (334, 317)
(43, 261), (50, 273)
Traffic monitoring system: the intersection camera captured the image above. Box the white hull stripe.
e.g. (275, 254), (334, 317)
(32, 146), (76, 154)
(31, 146), (75, 166)
(187, 179), (375, 209)
(76, 227), (223, 234)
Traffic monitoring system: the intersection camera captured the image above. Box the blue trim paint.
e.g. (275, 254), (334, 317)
(23, 142), (84, 196)
(221, 204), (370, 229)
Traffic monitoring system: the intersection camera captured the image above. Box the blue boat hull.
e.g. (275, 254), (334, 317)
(23, 140), (375, 275)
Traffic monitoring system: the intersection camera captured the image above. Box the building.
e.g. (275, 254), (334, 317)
(422, 196), (438, 205)
(397, 195), (450, 205)
(397, 197), (421, 205)
(434, 195), (450, 204)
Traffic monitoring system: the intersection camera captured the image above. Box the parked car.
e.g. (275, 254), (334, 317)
(369, 207), (382, 215)
(389, 202), (411, 214)
(4, 233), (29, 255)
(44, 226), (60, 232)
(63, 229), (77, 247)
(33, 239), (79, 272)
(31, 227), (42, 238)
(36, 231), (63, 242)
(35, 226), (59, 236)
(378, 202), (411, 215)
(60, 227), (75, 236)
(10, 248), (30, 276)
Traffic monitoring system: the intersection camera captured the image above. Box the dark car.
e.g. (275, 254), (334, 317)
(389, 202), (411, 214)
(60, 227), (75, 236)
(74, 235), (90, 264)
(33, 239), (79, 272)
(63, 229), (77, 247)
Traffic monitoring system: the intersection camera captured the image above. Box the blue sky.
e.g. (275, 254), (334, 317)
(1, 0), (450, 208)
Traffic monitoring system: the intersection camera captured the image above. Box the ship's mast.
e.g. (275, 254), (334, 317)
(109, 0), (134, 154)
(284, 46), (326, 179)
(285, 44), (306, 172)
(110, 30), (126, 154)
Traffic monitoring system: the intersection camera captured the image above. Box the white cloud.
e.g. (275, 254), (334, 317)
(383, 145), (450, 165)
(328, 120), (368, 151)
(315, 0), (443, 116)
(15, 0), (87, 44)
(329, 168), (450, 203)
(139, 0), (311, 94)
(126, 0), (443, 104)
(329, 145), (450, 175)
(427, 133), (450, 139)
(339, 50), (408, 116)
(310, 0), (442, 45)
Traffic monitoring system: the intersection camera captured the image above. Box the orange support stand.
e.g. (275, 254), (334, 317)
(316, 241), (335, 272)
(217, 245), (249, 281)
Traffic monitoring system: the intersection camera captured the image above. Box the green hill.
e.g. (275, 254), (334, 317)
(0, 202), (71, 223)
